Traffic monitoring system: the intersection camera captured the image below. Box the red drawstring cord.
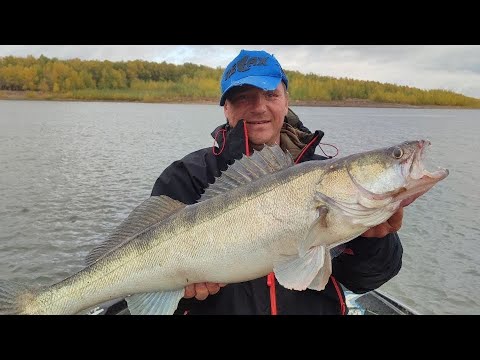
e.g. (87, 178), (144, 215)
(267, 273), (278, 315)
(243, 121), (250, 156)
(295, 135), (319, 164)
(212, 128), (227, 156)
(212, 121), (252, 157)
(318, 142), (339, 158)
(330, 275), (347, 315)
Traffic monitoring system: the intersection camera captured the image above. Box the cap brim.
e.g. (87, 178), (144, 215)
(219, 76), (282, 106)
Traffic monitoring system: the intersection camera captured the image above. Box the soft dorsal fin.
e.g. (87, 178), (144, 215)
(85, 195), (186, 266)
(200, 144), (294, 202)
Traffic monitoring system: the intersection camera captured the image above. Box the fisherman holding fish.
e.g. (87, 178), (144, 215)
(1, 50), (449, 315)
(150, 50), (405, 315)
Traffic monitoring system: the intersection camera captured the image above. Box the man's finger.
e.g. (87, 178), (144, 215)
(206, 282), (221, 295)
(387, 208), (403, 232)
(362, 224), (390, 238)
(194, 283), (209, 301)
(184, 284), (196, 299)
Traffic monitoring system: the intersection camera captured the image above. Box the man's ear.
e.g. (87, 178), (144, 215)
(224, 101), (230, 119)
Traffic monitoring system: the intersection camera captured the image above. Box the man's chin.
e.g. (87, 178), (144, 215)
(247, 130), (279, 150)
(251, 142), (280, 151)
(250, 143), (265, 151)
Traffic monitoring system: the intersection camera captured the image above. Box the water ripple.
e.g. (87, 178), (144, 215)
(1, 101), (479, 314)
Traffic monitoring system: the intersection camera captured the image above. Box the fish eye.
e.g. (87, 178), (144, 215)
(392, 147), (403, 159)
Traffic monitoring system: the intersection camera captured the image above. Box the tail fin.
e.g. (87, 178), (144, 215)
(0, 280), (33, 315)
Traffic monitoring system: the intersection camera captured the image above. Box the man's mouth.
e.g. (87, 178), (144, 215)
(247, 120), (270, 125)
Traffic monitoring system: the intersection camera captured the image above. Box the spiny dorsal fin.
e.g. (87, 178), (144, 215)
(85, 195), (186, 266)
(200, 144), (294, 202)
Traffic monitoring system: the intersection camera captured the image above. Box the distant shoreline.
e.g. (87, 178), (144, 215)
(0, 91), (475, 110)
(289, 99), (471, 109)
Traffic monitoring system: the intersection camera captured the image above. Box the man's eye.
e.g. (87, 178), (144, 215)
(232, 94), (247, 101)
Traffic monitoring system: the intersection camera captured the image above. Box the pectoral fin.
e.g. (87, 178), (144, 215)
(308, 248), (332, 291)
(298, 206), (329, 257)
(125, 289), (184, 315)
(273, 245), (326, 291)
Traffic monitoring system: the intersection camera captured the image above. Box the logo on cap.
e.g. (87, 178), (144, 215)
(223, 55), (269, 82)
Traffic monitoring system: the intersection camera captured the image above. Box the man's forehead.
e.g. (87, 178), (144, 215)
(229, 84), (281, 95)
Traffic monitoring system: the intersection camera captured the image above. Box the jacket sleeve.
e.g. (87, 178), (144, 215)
(331, 232), (403, 293)
(150, 149), (221, 204)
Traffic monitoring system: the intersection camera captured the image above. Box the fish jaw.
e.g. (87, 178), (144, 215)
(395, 140), (449, 207)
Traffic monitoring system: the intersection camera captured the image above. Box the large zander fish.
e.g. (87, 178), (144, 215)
(0, 140), (448, 315)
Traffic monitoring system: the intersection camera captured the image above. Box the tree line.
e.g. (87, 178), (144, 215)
(1, 55), (479, 108)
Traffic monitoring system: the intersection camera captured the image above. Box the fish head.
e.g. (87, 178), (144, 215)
(315, 140), (449, 225)
(346, 140), (449, 207)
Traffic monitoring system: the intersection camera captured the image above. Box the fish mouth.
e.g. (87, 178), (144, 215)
(395, 140), (449, 207)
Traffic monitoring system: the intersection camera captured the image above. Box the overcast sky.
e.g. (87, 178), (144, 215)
(1, 45), (479, 99)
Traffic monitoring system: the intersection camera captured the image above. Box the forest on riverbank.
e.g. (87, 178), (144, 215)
(1, 55), (479, 108)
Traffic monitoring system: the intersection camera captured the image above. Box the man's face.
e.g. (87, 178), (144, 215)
(224, 83), (288, 149)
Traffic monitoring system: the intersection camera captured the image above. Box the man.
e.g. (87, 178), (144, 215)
(151, 49), (403, 314)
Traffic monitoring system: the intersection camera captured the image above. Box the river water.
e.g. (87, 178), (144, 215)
(0, 100), (478, 314)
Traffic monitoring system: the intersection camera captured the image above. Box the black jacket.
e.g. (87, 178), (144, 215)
(151, 109), (403, 315)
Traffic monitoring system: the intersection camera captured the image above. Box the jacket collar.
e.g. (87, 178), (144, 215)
(211, 108), (324, 162)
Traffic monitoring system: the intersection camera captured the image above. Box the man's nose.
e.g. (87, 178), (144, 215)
(250, 93), (267, 111)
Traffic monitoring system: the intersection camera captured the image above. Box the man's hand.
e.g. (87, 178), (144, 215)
(184, 282), (227, 301)
(362, 208), (404, 238)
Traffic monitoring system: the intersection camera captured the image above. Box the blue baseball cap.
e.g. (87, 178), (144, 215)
(219, 49), (289, 106)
